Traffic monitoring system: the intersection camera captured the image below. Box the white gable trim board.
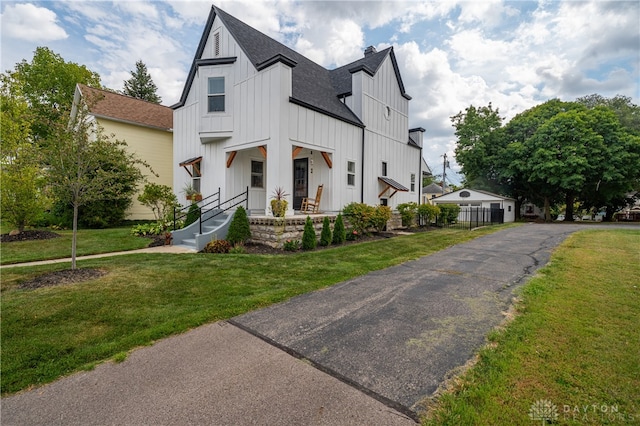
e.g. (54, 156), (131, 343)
(173, 5), (424, 215)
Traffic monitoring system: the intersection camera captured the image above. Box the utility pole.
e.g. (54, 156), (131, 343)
(442, 153), (448, 194)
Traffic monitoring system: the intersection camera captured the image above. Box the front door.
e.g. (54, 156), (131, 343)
(293, 158), (308, 210)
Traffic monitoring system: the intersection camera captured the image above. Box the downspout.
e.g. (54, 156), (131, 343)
(360, 127), (365, 203)
(418, 147), (422, 205)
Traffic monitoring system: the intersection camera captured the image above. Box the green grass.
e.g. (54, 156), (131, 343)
(423, 229), (640, 425)
(0, 227), (150, 264)
(0, 226), (513, 395)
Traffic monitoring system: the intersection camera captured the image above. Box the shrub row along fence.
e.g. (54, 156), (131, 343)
(431, 207), (505, 230)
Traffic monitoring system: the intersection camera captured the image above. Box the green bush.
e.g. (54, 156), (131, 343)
(283, 239), (300, 251)
(332, 213), (346, 244)
(342, 202), (375, 235)
(301, 216), (317, 250)
(203, 239), (231, 253)
(229, 243), (246, 254)
(185, 203), (200, 227)
(397, 202), (418, 228)
(130, 222), (164, 236)
(417, 204), (440, 225)
(438, 204), (461, 224)
(370, 205), (392, 232)
(138, 183), (178, 222)
(320, 216), (332, 246)
(226, 206), (251, 245)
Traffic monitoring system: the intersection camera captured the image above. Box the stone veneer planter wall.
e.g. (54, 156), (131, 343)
(248, 213), (403, 248)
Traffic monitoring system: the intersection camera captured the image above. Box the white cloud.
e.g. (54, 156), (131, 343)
(1, 3), (67, 42)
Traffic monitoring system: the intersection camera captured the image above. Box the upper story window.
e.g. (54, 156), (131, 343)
(410, 173), (416, 192)
(347, 161), (356, 186)
(381, 161), (388, 177)
(207, 77), (225, 112)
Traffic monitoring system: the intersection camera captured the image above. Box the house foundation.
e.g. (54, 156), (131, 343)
(248, 213), (403, 248)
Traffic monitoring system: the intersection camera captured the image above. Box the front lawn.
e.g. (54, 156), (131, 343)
(1, 227), (508, 395)
(0, 227), (150, 264)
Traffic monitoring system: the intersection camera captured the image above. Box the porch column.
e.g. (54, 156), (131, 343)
(264, 61), (294, 216)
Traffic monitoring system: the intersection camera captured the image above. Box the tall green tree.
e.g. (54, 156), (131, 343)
(122, 60), (162, 103)
(1, 47), (101, 143)
(45, 105), (146, 269)
(577, 94), (640, 136)
(451, 103), (504, 190)
(0, 84), (48, 232)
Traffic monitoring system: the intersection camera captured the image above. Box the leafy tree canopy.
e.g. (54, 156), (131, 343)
(122, 60), (162, 104)
(1, 46), (101, 142)
(452, 97), (640, 221)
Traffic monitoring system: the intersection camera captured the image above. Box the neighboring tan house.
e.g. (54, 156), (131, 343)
(73, 84), (173, 220)
(172, 5), (425, 216)
(432, 188), (516, 223)
(422, 182), (452, 204)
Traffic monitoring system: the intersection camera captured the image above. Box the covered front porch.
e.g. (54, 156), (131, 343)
(224, 143), (334, 216)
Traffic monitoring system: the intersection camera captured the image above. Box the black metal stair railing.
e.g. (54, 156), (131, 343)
(172, 187), (249, 234)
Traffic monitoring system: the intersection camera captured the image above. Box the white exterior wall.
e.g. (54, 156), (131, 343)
(289, 104), (362, 212)
(356, 56), (420, 208)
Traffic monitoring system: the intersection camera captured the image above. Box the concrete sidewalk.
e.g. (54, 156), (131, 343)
(3, 224), (622, 425)
(0, 245), (195, 269)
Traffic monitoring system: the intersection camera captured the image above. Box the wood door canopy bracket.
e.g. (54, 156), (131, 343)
(179, 156), (202, 177)
(292, 146), (332, 168)
(378, 176), (408, 198)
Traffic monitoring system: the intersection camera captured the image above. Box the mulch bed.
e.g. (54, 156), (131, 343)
(1, 230), (61, 243)
(19, 268), (107, 290)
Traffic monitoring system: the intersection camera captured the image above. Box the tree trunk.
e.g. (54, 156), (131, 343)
(564, 192), (575, 221)
(72, 202), (78, 270)
(543, 197), (551, 222)
(604, 205), (615, 222)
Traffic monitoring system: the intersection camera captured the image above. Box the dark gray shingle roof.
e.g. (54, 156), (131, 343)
(174, 6), (409, 127)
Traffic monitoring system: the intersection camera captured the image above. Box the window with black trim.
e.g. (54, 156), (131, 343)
(347, 161), (356, 186)
(381, 161), (388, 177)
(251, 160), (264, 188)
(208, 77), (225, 112)
(410, 173), (415, 192)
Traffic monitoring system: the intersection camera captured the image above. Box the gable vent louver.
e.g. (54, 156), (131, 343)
(214, 33), (220, 57)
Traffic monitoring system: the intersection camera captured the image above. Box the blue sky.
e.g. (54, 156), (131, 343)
(2, 0), (639, 184)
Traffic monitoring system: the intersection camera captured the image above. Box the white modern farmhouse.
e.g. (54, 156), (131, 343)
(172, 5), (426, 217)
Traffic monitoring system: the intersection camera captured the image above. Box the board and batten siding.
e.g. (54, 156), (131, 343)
(98, 118), (173, 220)
(288, 103), (362, 211)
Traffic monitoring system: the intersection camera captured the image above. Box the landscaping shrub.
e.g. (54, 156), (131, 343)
(283, 239), (300, 251)
(397, 202), (418, 228)
(229, 243), (246, 254)
(418, 204), (440, 226)
(342, 202), (375, 235)
(438, 204), (460, 224)
(332, 213), (346, 244)
(203, 239), (231, 253)
(320, 216), (332, 246)
(370, 205), (392, 232)
(346, 228), (359, 241)
(301, 216), (317, 250)
(185, 203), (200, 227)
(137, 183), (179, 222)
(226, 206), (251, 245)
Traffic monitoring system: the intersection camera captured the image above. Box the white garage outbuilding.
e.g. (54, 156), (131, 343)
(431, 188), (516, 223)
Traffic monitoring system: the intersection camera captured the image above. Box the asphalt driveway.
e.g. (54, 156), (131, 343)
(3, 224), (616, 425)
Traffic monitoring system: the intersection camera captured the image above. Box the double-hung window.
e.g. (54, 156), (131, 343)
(410, 173), (416, 192)
(347, 161), (356, 186)
(208, 77), (225, 112)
